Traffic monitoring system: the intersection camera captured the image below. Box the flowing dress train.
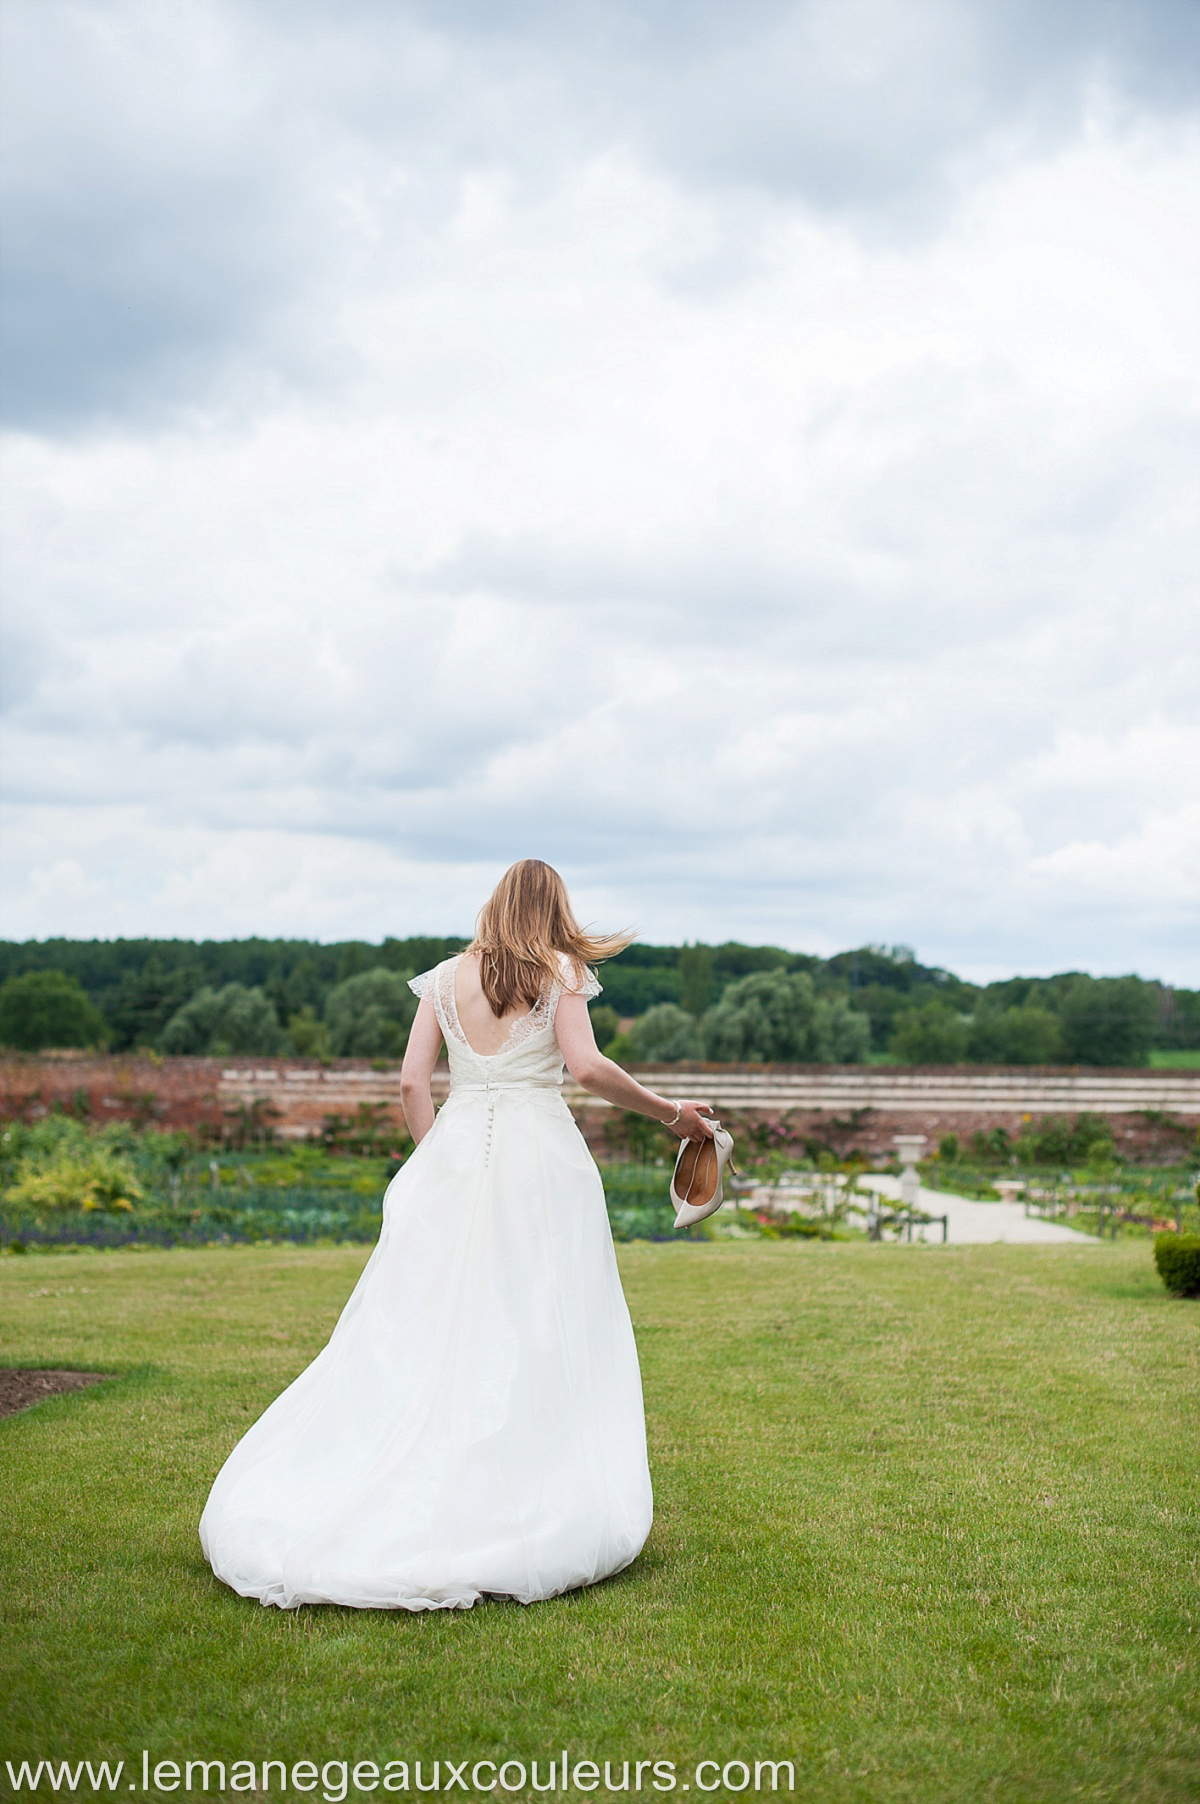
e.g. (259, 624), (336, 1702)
(198, 955), (653, 1609)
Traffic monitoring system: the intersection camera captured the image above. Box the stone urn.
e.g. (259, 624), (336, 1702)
(893, 1134), (927, 1209)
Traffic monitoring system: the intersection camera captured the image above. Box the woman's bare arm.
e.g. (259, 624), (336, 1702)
(554, 991), (714, 1140)
(400, 999), (443, 1143)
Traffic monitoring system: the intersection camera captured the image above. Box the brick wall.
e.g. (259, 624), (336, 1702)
(1, 1053), (226, 1133)
(2, 1052), (1196, 1161)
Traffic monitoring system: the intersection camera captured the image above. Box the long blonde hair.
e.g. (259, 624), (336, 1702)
(468, 860), (634, 1017)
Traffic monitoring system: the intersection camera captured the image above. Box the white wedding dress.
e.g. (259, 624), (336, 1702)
(199, 954), (653, 1610)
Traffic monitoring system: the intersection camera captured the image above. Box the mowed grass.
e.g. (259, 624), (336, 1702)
(1, 1240), (1198, 1803)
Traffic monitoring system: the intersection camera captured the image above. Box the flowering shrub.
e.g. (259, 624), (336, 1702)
(7, 1147), (142, 1212)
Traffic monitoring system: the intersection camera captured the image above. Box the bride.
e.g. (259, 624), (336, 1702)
(199, 859), (715, 1610)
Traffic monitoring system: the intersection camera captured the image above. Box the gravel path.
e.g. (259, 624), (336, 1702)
(858, 1175), (1097, 1245)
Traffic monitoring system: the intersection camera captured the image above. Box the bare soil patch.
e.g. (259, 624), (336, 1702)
(0, 1368), (115, 1419)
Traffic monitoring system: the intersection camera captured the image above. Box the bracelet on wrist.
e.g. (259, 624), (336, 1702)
(663, 1098), (683, 1129)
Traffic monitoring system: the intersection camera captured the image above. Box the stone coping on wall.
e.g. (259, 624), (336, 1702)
(211, 1061), (1200, 1113)
(595, 1066), (1200, 1113)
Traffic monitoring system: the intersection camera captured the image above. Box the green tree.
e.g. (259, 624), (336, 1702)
(1060, 977), (1156, 1066)
(0, 969), (106, 1050)
(1154, 984), (1200, 1050)
(678, 945), (715, 1017)
(628, 1004), (704, 1062)
(105, 958), (201, 1050)
(161, 984), (285, 1055)
(588, 1004), (620, 1052)
(324, 968), (417, 1058)
(967, 1006), (1064, 1065)
(287, 1006), (332, 1059)
(592, 961), (682, 1014)
(702, 970), (870, 1064)
(821, 996), (873, 1063)
(889, 999), (968, 1064)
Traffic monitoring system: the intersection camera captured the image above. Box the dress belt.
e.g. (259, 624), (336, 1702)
(450, 1081), (561, 1094)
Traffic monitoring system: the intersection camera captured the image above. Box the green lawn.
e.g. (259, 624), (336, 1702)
(1, 1241), (1197, 1803)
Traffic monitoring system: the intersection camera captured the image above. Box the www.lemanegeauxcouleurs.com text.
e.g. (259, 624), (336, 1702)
(5, 1753), (800, 1797)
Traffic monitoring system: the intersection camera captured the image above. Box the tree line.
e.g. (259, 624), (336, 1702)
(0, 935), (1195, 1067)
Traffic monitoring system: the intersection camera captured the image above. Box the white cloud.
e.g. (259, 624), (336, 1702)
(1, 2), (1197, 982)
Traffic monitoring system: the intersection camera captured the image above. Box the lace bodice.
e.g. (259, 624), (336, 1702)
(409, 953), (601, 1092)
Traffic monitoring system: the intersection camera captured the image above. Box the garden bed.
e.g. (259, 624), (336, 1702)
(0, 1366), (114, 1418)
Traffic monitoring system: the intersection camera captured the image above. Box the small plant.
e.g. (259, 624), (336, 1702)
(222, 1097), (282, 1149)
(1015, 1112), (1115, 1169)
(619, 1110), (675, 1165)
(320, 1101), (399, 1156)
(761, 1211), (831, 1240)
(1153, 1234), (1200, 1298)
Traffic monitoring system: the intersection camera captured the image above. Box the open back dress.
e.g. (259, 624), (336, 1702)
(198, 953), (653, 1609)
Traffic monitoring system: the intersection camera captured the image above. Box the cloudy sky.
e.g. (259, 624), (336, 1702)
(1, 0), (1197, 981)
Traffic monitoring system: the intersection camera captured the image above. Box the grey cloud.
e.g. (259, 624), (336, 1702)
(325, 0), (1200, 214)
(0, 625), (47, 715)
(634, 1), (1200, 212)
(0, 0), (362, 430)
(4, 0), (1198, 430)
(0, 164), (307, 429)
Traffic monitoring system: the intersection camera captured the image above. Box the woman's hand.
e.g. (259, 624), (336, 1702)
(667, 1100), (716, 1140)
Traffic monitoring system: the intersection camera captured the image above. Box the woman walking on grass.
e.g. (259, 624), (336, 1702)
(200, 859), (715, 1610)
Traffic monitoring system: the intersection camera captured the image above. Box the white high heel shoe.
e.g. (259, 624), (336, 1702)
(671, 1121), (736, 1228)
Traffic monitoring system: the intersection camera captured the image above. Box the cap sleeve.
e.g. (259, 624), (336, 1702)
(408, 969), (435, 1000)
(556, 952), (602, 1000)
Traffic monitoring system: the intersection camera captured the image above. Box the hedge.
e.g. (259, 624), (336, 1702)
(1153, 1233), (1200, 1298)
